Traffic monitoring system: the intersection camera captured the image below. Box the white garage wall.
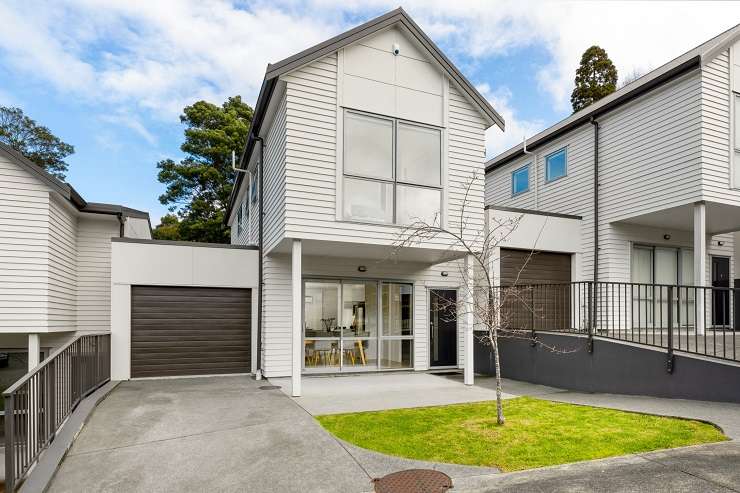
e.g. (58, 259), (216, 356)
(110, 239), (259, 380)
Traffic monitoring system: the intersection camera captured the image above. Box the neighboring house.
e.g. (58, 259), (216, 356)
(226, 8), (504, 395)
(0, 142), (151, 383)
(485, 24), (740, 334)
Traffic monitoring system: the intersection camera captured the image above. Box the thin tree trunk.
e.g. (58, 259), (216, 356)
(492, 329), (505, 425)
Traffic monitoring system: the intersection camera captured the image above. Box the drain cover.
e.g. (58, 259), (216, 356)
(372, 469), (452, 493)
(258, 385), (281, 390)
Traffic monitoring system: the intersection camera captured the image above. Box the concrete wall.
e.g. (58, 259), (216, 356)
(475, 331), (740, 403)
(110, 239), (259, 380)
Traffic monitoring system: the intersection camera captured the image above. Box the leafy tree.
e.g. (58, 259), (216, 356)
(570, 46), (618, 112)
(0, 106), (74, 179)
(156, 96), (253, 243)
(151, 214), (182, 240)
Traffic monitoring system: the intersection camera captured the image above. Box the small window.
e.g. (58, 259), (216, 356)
(545, 148), (567, 182)
(236, 202), (243, 236)
(250, 171), (258, 204)
(511, 165), (529, 196)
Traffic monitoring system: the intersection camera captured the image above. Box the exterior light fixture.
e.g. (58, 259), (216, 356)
(358, 265), (367, 272)
(663, 234), (671, 240)
(441, 271), (449, 277)
(718, 241), (725, 246)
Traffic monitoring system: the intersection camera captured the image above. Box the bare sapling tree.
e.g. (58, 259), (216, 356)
(393, 172), (572, 425)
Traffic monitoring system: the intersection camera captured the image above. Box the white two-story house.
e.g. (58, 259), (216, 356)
(0, 142), (151, 389)
(226, 8), (504, 395)
(486, 24), (740, 335)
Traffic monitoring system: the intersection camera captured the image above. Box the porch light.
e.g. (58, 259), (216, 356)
(718, 241), (725, 246)
(358, 265), (367, 272)
(441, 271), (449, 277)
(663, 234), (671, 240)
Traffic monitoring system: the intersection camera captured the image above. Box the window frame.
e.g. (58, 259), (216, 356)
(511, 164), (530, 196)
(545, 147), (568, 183)
(341, 109), (443, 226)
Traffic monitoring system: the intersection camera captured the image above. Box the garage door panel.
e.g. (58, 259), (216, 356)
(131, 286), (251, 378)
(500, 249), (572, 331)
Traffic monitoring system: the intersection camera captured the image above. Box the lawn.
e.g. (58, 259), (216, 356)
(317, 397), (726, 471)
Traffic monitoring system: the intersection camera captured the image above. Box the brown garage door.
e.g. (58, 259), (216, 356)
(500, 249), (572, 331)
(131, 286), (251, 378)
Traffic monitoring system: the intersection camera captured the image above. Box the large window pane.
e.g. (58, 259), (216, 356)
(396, 185), (441, 226)
(304, 282), (340, 370)
(341, 282), (378, 337)
(397, 123), (441, 187)
(382, 283), (413, 336)
(343, 178), (393, 223)
(512, 165), (529, 195)
(380, 340), (413, 369)
(342, 339), (378, 368)
(344, 112), (393, 180)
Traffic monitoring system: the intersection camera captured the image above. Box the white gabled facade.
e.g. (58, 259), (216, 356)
(228, 10), (501, 391)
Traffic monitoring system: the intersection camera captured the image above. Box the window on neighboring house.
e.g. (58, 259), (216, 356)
(545, 148), (567, 182)
(511, 164), (530, 196)
(342, 110), (442, 226)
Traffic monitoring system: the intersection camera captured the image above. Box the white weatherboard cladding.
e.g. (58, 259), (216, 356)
(0, 152), (52, 330)
(280, 52), (486, 250)
(259, 252), (466, 377)
(47, 196), (77, 330)
(76, 216), (118, 332)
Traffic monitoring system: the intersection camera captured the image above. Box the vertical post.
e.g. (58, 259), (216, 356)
(291, 239), (302, 397)
(28, 334), (40, 371)
(694, 202), (706, 336)
(667, 285), (675, 373)
(587, 282), (594, 352)
(6, 392), (15, 492)
(464, 254), (475, 386)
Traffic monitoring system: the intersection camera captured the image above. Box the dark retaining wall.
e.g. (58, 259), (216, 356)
(474, 332), (740, 404)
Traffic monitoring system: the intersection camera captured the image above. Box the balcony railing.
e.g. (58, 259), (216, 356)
(498, 282), (739, 364)
(3, 333), (110, 491)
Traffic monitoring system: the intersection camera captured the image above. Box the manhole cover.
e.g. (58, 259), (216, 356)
(372, 469), (452, 493)
(258, 385), (281, 390)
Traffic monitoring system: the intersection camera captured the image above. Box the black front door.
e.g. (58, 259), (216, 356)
(712, 257), (730, 327)
(430, 289), (457, 367)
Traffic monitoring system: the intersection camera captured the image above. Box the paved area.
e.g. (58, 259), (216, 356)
(47, 373), (740, 492)
(269, 372), (515, 414)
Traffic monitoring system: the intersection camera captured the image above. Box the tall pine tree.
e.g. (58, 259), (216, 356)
(570, 46), (618, 113)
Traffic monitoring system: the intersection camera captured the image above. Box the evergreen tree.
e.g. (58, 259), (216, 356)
(570, 46), (618, 112)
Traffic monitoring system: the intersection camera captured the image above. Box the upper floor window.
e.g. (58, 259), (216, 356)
(342, 110), (442, 226)
(236, 201), (244, 237)
(545, 148), (567, 182)
(734, 94), (740, 188)
(250, 170), (258, 204)
(511, 164), (529, 196)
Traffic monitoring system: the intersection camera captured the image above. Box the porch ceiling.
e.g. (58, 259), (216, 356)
(615, 201), (740, 235)
(270, 238), (467, 264)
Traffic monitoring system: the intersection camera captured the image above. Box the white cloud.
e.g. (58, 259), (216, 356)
(477, 83), (545, 158)
(100, 112), (157, 145)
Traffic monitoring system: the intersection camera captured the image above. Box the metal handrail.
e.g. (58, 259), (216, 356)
(3, 332), (111, 491)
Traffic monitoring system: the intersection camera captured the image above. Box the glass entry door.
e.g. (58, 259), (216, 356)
(304, 279), (413, 372)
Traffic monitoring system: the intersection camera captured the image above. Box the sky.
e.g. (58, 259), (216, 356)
(1, 1), (739, 225)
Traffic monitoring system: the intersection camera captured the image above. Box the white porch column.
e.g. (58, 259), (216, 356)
(694, 202), (706, 336)
(464, 254), (475, 386)
(28, 333), (40, 371)
(291, 239), (302, 397)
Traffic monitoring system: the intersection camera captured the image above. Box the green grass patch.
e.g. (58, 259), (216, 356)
(317, 397), (726, 471)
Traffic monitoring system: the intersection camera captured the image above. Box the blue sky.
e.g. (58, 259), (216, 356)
(1, 1), (739, 224)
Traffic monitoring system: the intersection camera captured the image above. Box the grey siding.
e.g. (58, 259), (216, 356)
(47, 196), (77, 330)
(76, 216), (119, 332)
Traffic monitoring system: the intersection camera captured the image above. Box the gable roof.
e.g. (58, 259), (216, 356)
(0, 142), (149, 220)
(486, 22), (740, 173)
(227, 7), (505, 222)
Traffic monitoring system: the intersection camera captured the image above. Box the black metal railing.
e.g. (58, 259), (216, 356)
(3, 333), (110, 491)
(497, 282), (739, 364)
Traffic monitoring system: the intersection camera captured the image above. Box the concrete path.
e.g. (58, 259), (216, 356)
(270, 372), (515, 415)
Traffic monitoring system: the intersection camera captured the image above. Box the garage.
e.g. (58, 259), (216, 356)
(131, 286), (252, 378)
(500, 248), (572, 331)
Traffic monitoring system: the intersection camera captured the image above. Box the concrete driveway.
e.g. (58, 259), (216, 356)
(48, 376), (374, 493)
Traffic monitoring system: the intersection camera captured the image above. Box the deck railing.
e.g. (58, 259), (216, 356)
(3, 333), (110, 491)
(498, 282), (738, 365)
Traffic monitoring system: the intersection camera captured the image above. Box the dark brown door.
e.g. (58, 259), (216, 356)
(712, 257), (730, 327)
(131, 286), (251, 378)
(430, 289), (457, 367)
(500, 249), (572, 331)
